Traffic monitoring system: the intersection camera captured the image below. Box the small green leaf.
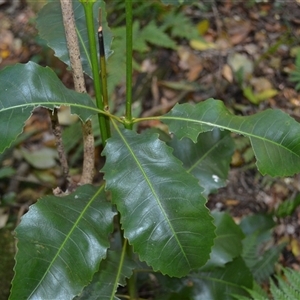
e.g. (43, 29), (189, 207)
(0, 166), (15, 179)
(240, 214), (282, 283)
(202, 212), (245, 270)
(169, 129), (234, 196)
(75, 249), (137, 300)
(269, 268), (300, 300)
(162, 99), (300, 177)
(102, 127), (215, 277)
(275, 194), (300, 218)
(194, 257), (253, 300)
(9, 185), (115, 300)
(36, 0), (112, 79)
(0, 62), (97, 153)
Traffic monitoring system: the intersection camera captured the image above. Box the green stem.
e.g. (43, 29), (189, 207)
(97, 18), (111, 134)
(126, 243), (137, 300)
(80, 0), (110, 145)
(98, 24), (109, 110)
(125, 0), (133, 130)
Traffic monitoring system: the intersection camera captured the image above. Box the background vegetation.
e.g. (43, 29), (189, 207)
(1, 0), (300, 299)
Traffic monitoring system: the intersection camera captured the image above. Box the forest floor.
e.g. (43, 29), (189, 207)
(1, 0), (300, 299)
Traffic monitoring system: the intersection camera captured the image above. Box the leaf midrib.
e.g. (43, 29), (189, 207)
(160, 115), (300, 158)
(27, 185), (104, 298)
(112, 121), (190, 267)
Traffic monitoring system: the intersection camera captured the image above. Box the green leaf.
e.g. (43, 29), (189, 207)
(161, 10), (201, 40)
(202, 212), (245, 270)
(102, 127), (215, 277)
(140, 21), (177, 50)
(0, 61), (97, 153)
(239, 214), (283, 283)
(0, 166), (15, 179)
(9, 185), (115, 300)
(36, 0), (112, 79)
(275, 193), (300, 218)
(162, 99), (300, 177)
(75, 249), (137, 300)
(239, 213), (275, 236)
(270, 268), (300, 300)
(194, 257), (253, 300)
(169, 129), (234, 196)
(252, 243), (286, 283)
(234, 281), (269, 300)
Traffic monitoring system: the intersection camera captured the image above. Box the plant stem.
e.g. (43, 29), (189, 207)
(97, 14), (111, 134)
(60, 0), (94, 185)
(125, 0), (133, 130)
(81, 0), (111, 145)
(97, 17), (109, 110)
(49, 108), (70, 184)
(126, 243), (137, 300)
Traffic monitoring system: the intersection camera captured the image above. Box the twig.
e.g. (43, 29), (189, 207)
(60, 0), (94, 186)
(50, 108), (70, 184)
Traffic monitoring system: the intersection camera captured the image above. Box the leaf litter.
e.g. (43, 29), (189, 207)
(1, 0), (300, 297)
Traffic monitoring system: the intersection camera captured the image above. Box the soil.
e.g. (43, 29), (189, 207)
(1, 1), (300, 298)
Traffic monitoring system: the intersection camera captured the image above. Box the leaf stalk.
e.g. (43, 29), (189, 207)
(125, 0), (133, 130)
(81, 1), (111, 145)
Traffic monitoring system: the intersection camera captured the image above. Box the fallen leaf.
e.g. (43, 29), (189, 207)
(177, 46), (203, 81)
(250, 77), (273, 92)
(189, 39), (216, 51)
(225, 18), (252, 45)
(197, 19), (210, 35)
(20, 147), (58, 169)
(222, 64), (233, 83)
(291, 238), (300, 257)
(255, 89), (278, 102)
(227, 53), (254, 80)
(243, 86), (278, 105)
(0, 208), (9, 229)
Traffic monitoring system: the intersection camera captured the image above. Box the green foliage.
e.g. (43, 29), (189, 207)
(240, 214), (285, 283)
(233, 268), (300, 300)
(1, 0), (300, 299)
(36, 0), (113, 79)
(106, 3), (202, 95)
(160, 9), (200, 40)
(275, 193), (300, 218)
(270, 268), (300, 300)
(162, 100), (300, 176)
(10, 185), (115, 300)
(0, 62), (97, 153)
(102, 126), (215, 276)
(169, 129), (234, 196)
(289, 51), (300, 91)
(75, 249), (137, 299)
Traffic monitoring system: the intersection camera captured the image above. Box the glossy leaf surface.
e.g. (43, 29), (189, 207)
(0, 62), (97, 153)
(76, 249), (137, 300)
(102, 127), (215, 277)
(10, 185), (115, 300)
(191, 257), (252, 300)
(156, 257), (252, 299)
(169, 129), (234, 196)
(202, 211), (245, 270)
(162, 99), (300, 176)
(240, 214), (283, 283)
(37, 0), (112, 79)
